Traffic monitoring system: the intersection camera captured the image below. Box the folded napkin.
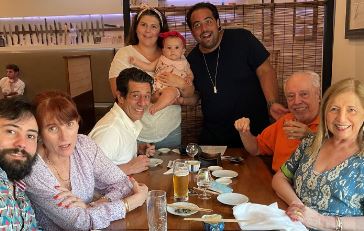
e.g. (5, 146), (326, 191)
(209, 181), (233, 193)
(233, 202), (308, 231)
(163, 168), (173, 175)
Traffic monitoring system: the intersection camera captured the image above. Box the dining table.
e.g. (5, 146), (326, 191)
(105, 148), (287, 230)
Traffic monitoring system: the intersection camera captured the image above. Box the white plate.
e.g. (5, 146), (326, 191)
(158, 148), (171, 153)
(171, 148), (180, 154)
(167, 202), (199, 217)
(149, 158), (163, 167)
(215, 177), (232, 185)
(208, 166), (223, 171)
(212, 170), (238, 178)
(217, 193), (249, 206)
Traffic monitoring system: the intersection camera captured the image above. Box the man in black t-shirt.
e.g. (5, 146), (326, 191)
(182, 2), (288, 147)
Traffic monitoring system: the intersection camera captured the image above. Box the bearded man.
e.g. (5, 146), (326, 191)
(0, 97), (39, 230)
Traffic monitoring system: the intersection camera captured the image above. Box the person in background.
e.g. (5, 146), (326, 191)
(109, 5), (194, 148)
(0, 64), (25, 98)
(183, 2), (288, 147)
(272, 78), (364, 230)
(234, 71), (320, 172)
(89, 68), (155, 175)
(0, 97), (39, 230)
(25, 91), (148, 231)
(130, 31), (194, 115)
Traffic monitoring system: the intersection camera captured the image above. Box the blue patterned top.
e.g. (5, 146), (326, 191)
(0, 168), (38, 230)
(281, 135), (364, 216)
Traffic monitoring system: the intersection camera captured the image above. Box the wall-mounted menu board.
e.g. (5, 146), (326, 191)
(64, 54), (95, 134)
(65, 55), (92, 97)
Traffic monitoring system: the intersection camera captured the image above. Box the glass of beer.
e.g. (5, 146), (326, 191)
(173, 159), (189, 201)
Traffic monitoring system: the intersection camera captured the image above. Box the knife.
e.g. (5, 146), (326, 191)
(90, 21), (95, 44)
(80, 22), (84, 44)
(69, 22), (76, 45)
(63, 23), (68, 45)
(48, 24), (54, 45)
(75, 24), (80, 44)
(58, 22), (63, 45)
(3, 25), (8, 46)
(28, 24), (33, 45)
(14, 25), (20, 45)
(53, 20), (58, 45)
(39, 24), (44, 45)
(34, 24), (39, 44)
(21, 24), (27, 45)
(85, 21), (90, 43)
(101, 16), (105, 37)
(95, 20), (101, 44)
(44, 18), (49, 45)
(34, 24), (40, 44)
(8, 24), (14, 46)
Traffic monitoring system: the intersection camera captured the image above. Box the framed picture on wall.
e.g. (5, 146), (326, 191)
(345, 0), (364, 38)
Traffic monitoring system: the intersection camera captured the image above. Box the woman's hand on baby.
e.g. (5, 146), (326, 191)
(53, 186), (88, 209)
(157, 72), (184, 88)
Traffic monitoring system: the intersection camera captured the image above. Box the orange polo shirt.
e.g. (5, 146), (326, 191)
(256, 113), (319, 172)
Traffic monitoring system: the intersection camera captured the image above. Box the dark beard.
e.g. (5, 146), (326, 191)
(0, 148), (36, 181)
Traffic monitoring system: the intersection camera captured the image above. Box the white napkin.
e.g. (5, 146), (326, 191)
(163, 168), (173, 175)
(233, 202), (308, 231)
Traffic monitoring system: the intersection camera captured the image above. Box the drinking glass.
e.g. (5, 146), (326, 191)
(186, 143), (199, 160)
(173, 159), (189, 201)
(147, 190), (167, 231)
(197, 168), (213, 200)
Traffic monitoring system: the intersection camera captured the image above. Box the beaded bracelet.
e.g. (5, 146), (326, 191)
(335, 216), (343, 231)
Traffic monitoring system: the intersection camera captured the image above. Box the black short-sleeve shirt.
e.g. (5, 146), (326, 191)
(187, 29), (270, 147)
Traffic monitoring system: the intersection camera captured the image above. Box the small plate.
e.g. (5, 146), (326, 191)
(149, 158), (163, 167)
(158, 148), (171, 153)
(217, 193), (249, 206)
(208, 166), (223, 171)
(167, 202), (199, 217)
(171, 148), (180, 154)
(215, 177), (232, 185)
(212, 170), (238, 178)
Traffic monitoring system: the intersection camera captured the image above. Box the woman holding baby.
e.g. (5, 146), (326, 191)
(109, 5), (194, 149)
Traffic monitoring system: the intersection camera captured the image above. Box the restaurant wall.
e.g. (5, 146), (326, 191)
(0, 0), (122, 17)
(332, 0), (364, 84)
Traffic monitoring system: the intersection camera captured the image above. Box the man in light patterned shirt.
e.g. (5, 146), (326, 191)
(0, 97), (39, 230)
(0, 64), (25, 98)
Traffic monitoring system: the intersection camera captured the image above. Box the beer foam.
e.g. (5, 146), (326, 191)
(174, 170), (189, 177)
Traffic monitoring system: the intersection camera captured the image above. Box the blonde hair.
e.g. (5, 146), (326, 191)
(306, 78), (364, 156)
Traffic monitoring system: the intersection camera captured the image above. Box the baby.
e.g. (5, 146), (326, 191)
(130, 31), (193, 115)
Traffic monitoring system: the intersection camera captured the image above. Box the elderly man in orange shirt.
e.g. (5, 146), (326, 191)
(234, 71), (320, 172)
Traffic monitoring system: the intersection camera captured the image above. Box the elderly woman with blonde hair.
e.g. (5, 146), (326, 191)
(24, 91), (148, 231)
(272, 78), (364, 230)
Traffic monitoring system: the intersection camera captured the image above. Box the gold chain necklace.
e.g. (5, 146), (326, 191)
(46, 154), (70, 182)
(202, 45), (220, 94)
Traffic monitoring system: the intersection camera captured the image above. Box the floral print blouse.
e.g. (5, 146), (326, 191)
(281, 135), (364, 216)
